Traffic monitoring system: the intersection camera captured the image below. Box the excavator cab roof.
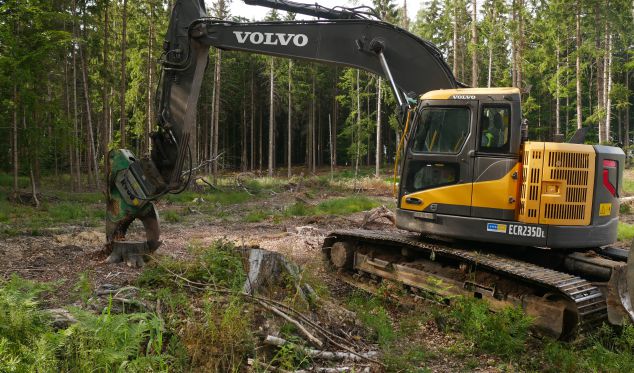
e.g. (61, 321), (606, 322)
(420, 87), (521, 101)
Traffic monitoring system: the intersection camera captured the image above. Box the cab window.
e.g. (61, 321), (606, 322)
(411, 107), (470, 154)
(479, 106), (510, 152)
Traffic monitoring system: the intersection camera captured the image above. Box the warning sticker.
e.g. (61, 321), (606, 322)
(599, 203), (612, 216)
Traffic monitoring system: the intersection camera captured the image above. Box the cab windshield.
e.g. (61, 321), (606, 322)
(411, 107), (470, 154)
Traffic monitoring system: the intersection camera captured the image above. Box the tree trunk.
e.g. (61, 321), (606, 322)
(287, 60), (292, 178)
(259, 107), (263, 172)
(329, 113), (334, 180)
(625, 55), (630, 152)
(102, 0), (110, 184)
(605, 32), (613, 142)
(119, 0), (128, 148)
(375, 77), (382, 178)
(251, 68), (255, 171)
(79, 44), (100, 189)
(517, 0), (523, 91)
(355, 70), (361, 177)
(268, 58), (275, 177)
(64, 57), (75, 190)
(213, 49), (222, 179)
(452, 3), (459, 78)
(575, 1), (583, 130)
(555, 35), (561, 136)
(12, 85), (18, 199)
(511, 0), (517, 87)
(146, 6), (154, 153)
(471, 0), (477, 86)
(332, 67), (338, 168)
(311, 72), (316, 173)
(72, 0), (81, 191)
(565, 50), (570, 136)
(595, 2), (605, 142)
(208, 56), (216, 174)
(487, 43), (493, 88)
(242, 90), (248, 172)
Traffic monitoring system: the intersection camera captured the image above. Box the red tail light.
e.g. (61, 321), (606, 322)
(602, 160), (617, 196)
(603, 159), (617, 168)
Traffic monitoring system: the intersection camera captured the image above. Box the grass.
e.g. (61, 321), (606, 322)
(347, 291), (395, 346)
(138, 240), (246, 291)
(0, 173), (30, 189)
(618, 222), (634, 241)
(244, 210), (271, 222)
(0, 199), (105, 236)
(347, 291), (435, 372)
(622, 170), (634, 195)
(162, 210), (182, 223)
(284, 196), (380, 218)
(164, 190), (252, 205)
(447, 297), (532, 360)
(541, 324), (634, 372)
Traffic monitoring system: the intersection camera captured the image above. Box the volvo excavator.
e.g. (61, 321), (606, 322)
(105, 0), (634, 339)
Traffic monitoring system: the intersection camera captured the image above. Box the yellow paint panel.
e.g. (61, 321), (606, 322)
(472, 164), (520, 211)
(420, 87), (521, 100)
(401, 182), (472, 212)
(401, 165), (519, 213)
(518, 142), (595, 226)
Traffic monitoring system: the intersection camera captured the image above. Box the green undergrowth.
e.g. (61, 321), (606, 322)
(622, 174), (634, 195)
(0, 173), (30, 189)
(617, 222), (634, 241)
(0, 275), (182, 372)
(541, 324), (634, 372)
(138, 240), (246, 291)
(164, 190), (252, 205)
(0, 200), (105, 236)
(284, 196), (380, 217)
(446, 297), (532, 360)
(347, 291), (433, 372)
(244, 209), (271, 223)
(241, 196), (381, 223)
(0, 241), (254, 371)
(139, 241), (256, 371)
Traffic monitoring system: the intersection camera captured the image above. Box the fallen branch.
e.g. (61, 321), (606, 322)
(294, 367), (370, 373)
(195, 177), (222, 191)
(620, 196), (634, 204)
(153, 255), (383, 366)
(182, 152), (224, 177)
(264, 335), (378, 362)
(258, 300), (323, 348)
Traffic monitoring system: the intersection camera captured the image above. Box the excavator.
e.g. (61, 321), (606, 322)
(105, 0), (634, 339)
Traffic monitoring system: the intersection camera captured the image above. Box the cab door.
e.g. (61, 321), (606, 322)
(470, 102), (522, 220)
(399, 99), (479, 217)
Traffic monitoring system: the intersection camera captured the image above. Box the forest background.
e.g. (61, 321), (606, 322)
(0, 0), (632, 193)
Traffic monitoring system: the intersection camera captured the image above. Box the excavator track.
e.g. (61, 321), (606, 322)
(323, 229), (609, 338)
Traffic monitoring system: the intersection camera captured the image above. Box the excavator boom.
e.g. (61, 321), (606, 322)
(105, 0), (457, 264)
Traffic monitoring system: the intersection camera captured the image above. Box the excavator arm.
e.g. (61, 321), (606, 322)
(105, 0), (458, 265)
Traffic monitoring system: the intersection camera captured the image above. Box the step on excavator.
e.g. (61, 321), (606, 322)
(104, 0), (634, 338)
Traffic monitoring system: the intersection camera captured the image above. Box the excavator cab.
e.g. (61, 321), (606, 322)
(400, 88), (521, 220)
(397, 87), (625, 250)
